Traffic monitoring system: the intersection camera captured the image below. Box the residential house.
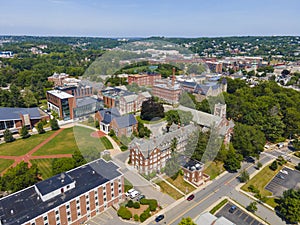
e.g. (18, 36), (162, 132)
(95, 108), (137, 137)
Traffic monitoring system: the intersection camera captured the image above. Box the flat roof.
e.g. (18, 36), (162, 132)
(0, 159), (122, 225)
(47, 90), (74, 99)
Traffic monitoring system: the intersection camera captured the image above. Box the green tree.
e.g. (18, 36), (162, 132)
(52, 158), (75, 175)
(50, 118), (60, 130)
(277, 189), (300, 223)
(1, 162), (40, 192)
(246, 202), (258, 213)
(239, 170), (250, 182)
(232, 123), (265, 158)
(269, 160), (278, 171)
(23, 87), (38, 107)
(3, 129), (15, 143)
(224, 144), (242, 172)
(178, 217), (196, 225)
(20, 125), (30, 139)
(37, 122), (45, 134)
(256, 161), (262, 170)
(140, 97), (164, 121)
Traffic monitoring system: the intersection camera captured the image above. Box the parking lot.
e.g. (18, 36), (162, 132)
(216, 203), (264, 225)
(265, 167), (300, 197)
(86, 207), (131, 225)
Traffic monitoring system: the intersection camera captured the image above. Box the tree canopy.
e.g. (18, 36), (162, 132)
(277, 189), (300, 223)
(140, 97), (164, 121)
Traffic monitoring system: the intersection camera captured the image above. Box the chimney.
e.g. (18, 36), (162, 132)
(172, 67), (176, 86)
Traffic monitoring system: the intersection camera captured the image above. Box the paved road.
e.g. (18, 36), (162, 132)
(264, 147), (300, 165)
(147, 154), (287, 225)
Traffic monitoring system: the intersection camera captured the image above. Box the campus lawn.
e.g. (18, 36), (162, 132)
(100, 136), (114, 149)
(0, 159), (14, 174)
(31, 158), (53, 179)
(0, 131), (54, 156)
(33, 128), (78, 156)
(165, 174), (195, 194)
(204, 161), (225, 180)
(241, 163), (283, 208)
(155, 180), (184, 200)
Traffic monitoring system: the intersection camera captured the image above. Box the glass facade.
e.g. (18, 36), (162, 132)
(61, 99), (70, 121)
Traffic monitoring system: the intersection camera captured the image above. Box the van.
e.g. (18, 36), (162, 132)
(130, 190), (140, 199)
(125, 188), (135, 197)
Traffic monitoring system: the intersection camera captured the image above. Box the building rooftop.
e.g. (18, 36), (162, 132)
(0, 159), (122, 225)
(114, 114), (137, 129)
(76, 96), (99, 108)
(47, 90), (74, 99)
(0, 107), (43, 121)
(99, 108), (121, 124)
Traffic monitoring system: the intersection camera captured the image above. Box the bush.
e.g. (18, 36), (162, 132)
(95, 120), (99, 128)
(50, 118), (59, 130)
(20, 125), (30, 139)
(4, 129), (15, 143)
(133, 202), (140, 209)
(256, 161), (262, 170)
(117, 206), (132, 220)
(140, 199), (158, 211)
(126, 200), (134, 208)
(37, 122), (45, 134)
(139, 208), (151, 222)
(121, 145), (128, 151)
(269, 160), (278, 171)
(248, 185), (259, 194)
(134, 214), (139, 221)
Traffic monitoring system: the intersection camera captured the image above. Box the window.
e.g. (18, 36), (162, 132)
(77, 212), (81, 216)
(87, 207), (90, 211)
(43, 216), (47, 221)
(56, 217), (59, 221)
(67, 212), (70, 216)
(66, 205), (70, 209)
(77, 206), (80, 210)
(95, 196), (98, 200)
(86, 201), (89, 205)
(112, 194), (114, 198)
(55, 211), (59, 215)
(76, 200), (79, 204)
(104, 197), (106, 201)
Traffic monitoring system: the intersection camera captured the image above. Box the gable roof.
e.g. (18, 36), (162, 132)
(113, 114), (137, 129)
(99, 108), (121, 124)
(0, 107), (42, 121)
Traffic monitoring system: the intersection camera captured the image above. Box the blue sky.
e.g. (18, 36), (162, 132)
(1, 0), (300, 37)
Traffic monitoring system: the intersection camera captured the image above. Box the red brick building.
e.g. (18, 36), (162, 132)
(128, 73), (161, 87)
(0, 159), (124, 225)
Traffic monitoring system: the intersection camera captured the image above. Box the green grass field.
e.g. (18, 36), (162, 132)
(100, 136), (113, 149)
(204, 161), (225, 180)
(31, 158), (53, 179)
(0, 159), (14, 174)
(33, 128), (79, 156)
(241, 163), (283, 208)
(165, 174), (195, 194)
(155, 180), (184, 200)
(0, 131), (54, 156)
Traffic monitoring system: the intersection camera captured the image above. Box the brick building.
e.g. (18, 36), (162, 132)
(127, 73), (161, 87)
(95, 108), (137, 137)
(101, 87), (151, 115)
(0, 159), (124, 225)
(0, 107), (49, 134)
(48, 73), (69, 87)
(152, 75), (182, 104)
(129, 124), (197, 175)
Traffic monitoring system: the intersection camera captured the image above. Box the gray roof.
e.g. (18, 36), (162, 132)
(0, 107), (42, 121)
(113, 114), (137, 129)
(0, 159), (122, 225)
(99, 108), (121, 124)
(122, 94), (138, 103)
(130, 124), (197, 158)
(178, 105), (221, 128)
(76, 96), (98, 108)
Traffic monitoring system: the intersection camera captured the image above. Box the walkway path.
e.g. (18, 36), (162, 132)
(0, 128), (72, 175)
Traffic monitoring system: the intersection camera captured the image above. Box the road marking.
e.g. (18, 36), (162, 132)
(167, 188), (220, 225)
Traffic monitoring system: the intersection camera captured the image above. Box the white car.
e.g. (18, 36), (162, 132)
(280, 170), (288, 175)
(125, 188), (135, 197)
(130, 190), (140, 199)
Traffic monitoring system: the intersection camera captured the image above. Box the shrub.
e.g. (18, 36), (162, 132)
(140, 199), (158, 211)
(134, 214), (139, 221)
(139, 208), (151, 222)
(117, 206), (132, 220)
(121, 145), (128, 151)
(133, 202), (140, 209)
(4, 129), (15, 143)
(248, 185), (259, 194)
(50, 118), (59, 130)
(95, 120), (99, 128)
(37, 122), (45, 134)
(126, 200), (134, 208)
(269, 160), (278, 171)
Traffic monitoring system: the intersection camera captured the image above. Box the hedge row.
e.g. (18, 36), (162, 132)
(140, 199), (158, 211)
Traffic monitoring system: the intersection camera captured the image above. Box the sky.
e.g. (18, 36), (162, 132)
(0, 0), (300, 37)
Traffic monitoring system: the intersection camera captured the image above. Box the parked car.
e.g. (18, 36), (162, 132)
(130, 190), (140, 199)
(187, 194), (195, 201)
(125, 188), (135, 197)
(137, 194), (145, 201)
(229, 205), (237, 213)
(280, 169), (288, 175)
(279, 175), (285, 179)
(155, 214), (165, 223)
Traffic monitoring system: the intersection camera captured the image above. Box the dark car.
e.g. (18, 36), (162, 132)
(229, 205), (237, 213)
(245, 156), (255, 163)
(187, 194), (195, 201)
(155, 214), (165, 223)
(137, 194), (145, 201)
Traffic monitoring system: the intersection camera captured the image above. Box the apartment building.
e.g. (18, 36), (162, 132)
(0, 159), (124, 225)
(127, 73), (161, 87)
